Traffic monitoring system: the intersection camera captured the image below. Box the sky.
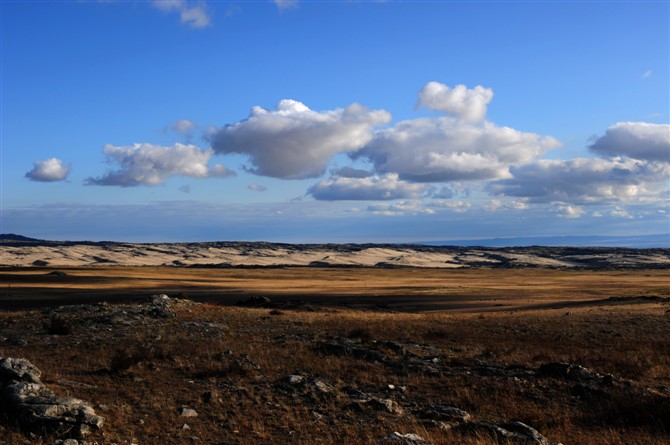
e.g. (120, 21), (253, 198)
(1, 0), (669, 243)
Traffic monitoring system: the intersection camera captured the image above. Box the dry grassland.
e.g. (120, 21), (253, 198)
(0, 267), (668, 444)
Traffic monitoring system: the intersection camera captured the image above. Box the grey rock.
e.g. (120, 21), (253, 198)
(538, 362), (599, 382)
(51, 440), (80, 445)
(376, 432), (432, 444)
(457, 420), (549, 444)
(180, 407), (198, 417)
(286, 375), (304, 385)
(0, 357), (103, 438)
(146, 294), (176, 318)
(502, 421), (550, 445)
(422, 404), (471, 422)
(350, 397), (404, 415)
(0, 357), (42, 383)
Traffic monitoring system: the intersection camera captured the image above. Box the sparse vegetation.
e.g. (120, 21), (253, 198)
(0, 267), (669, 444)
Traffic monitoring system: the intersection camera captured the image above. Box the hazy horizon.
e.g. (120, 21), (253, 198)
(2, 1), (668, 242)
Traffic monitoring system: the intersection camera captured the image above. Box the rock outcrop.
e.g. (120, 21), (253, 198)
(0, 357), (103, 438)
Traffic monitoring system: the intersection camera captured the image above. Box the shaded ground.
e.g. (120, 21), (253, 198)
(1, 267), (669, 312)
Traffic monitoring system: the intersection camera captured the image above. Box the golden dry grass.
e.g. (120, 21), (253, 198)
(0, 267), (669, 444)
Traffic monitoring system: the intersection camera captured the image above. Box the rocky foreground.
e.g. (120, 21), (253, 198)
(1, 294), (668, 444)
(2, 236), (669, 269)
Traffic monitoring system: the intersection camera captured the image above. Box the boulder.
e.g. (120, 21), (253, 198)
(0, 357), (103, 438)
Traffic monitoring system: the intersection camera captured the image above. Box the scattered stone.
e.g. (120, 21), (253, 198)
(538, 362), (599, 381)
(51, 439), (80, 445)
(286, 375), (304, 385)
(420, 404), (471, 422)
(312, 379), (334, 394)
(145, 294), (176, 318)
(502, 421), (550, 445)
(456, 420), (551, 444)
(180, 407), (198, 417)
(182, 423), (191, 430)
(349, 396), (404, 416)
(0, 357), (103, 438)
(376, 432), (432, 444)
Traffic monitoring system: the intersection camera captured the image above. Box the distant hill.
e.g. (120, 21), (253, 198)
(0, 233), (44, 243)
(421, 234), (670, 248)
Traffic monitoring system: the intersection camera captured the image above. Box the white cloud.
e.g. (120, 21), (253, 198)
(485, 198), (528, 212)
(641, 70), (653, 79)
(418, 82), (493, 122)
(309, 173), (424, 201)
(490, 157), (669, 204)
(248, 183), (267, 192)
(367, 200), (434, 216)
(171, 119), (197, 134)
(589, 122), (670, 162)
(431, 200), (472, 213)
(209, 100), (391, 179)
(86, 143), (235, 186)
(552, 203), (585, 219)
(355, 115), (560, 182)
(152, 0), (211, 28)
(610, 207), (633, 219)
(208, 163), (236, 177)
(273, 0), (298, 10)
(25, 158), (71, 182)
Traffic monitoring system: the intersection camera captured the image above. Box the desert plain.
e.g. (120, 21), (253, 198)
(0, 239), (669, 444)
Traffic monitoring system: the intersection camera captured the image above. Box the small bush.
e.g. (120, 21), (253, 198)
(45, 315), (74, 335)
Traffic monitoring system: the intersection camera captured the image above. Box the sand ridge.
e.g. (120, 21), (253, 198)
(2, 239), (670, 269)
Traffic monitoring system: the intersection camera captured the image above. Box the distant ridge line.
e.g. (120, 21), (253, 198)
(1, 233), (668, 249)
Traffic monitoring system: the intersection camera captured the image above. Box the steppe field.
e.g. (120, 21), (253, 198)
(1, 258), (669, 444)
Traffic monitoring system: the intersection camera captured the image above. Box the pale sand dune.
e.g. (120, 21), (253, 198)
(2, 241), (669, 269)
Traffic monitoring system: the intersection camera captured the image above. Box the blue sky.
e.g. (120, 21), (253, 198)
(1, 0), (669, 243)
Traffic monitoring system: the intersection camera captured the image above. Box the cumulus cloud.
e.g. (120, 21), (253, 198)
(309, 173), (424, 201)
(248, 183), (267, 192)
(171, 119), (197, 134)
(552, 203), (585, 219)
(209, 100), (391, 179)
(152, 0), (211, 28)
(588, 122), (670, 162)
(485, 199), (528, 212)
(489, 157), (669, 204)
(418, 82), (493, 122)
(25, 158), (71, 182)
(355, 116), (560, 182)
(86, 143), (235, 186)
